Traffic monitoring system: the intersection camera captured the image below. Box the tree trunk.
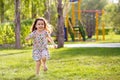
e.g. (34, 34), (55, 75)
(31, 1), (36, 19)
(0, 0), (4, 23)
(44, 0), (50, 22)
(14, 0), (21, 49)
(57, 0), (64, 48)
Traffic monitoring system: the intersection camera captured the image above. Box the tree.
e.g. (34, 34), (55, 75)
(112, 1), (120, 33)
(44, 0), (50, 22)
(81, 0), (108, 10)
(0, 0), (4, 23)
(57, 0), (64, 48)
(14, 0), (21, 49)
(0, 0), (14, 23)
(104, 1), (120, 34)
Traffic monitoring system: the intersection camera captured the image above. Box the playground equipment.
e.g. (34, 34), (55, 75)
(64, 0), (105, 41)
(65, 0), (84, 41)
(81, 10), (105, 40)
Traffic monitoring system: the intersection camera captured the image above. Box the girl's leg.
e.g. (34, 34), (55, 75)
(41, 57), (48, 71)
(36, 60), (41, 75)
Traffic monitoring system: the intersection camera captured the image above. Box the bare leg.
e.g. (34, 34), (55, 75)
(41, 57), (48, 71)
(36, 60), (41, 75)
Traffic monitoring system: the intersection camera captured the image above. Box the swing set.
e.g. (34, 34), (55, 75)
(64, 0), (105, 41)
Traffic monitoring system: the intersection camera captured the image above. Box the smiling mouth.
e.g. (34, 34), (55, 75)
(38, 27), (44, 30)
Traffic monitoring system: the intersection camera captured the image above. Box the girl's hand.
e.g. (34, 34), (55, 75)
(25, 37), (29, 42)
(54, 44), (57, 49)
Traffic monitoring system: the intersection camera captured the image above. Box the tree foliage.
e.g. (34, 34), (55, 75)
(81, 0), (108, 10)
(104, 1), (120, 34)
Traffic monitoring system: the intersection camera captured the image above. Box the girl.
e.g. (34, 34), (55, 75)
(25, 17), (57, 75)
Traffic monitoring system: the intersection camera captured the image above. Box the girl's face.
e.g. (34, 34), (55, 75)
(35, 20), (45, 31)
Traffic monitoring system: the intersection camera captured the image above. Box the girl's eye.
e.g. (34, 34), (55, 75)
(41, 23), (44, 25)
(38, 23), (44, 25)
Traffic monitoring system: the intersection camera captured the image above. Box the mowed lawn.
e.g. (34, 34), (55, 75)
(0, 47), (120, 80)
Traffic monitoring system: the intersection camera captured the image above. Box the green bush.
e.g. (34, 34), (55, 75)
(0, 23), (15, 44)
(20, 19), (33, 44)
(0, 19), (33, 46)
(98, 28), (110, 35)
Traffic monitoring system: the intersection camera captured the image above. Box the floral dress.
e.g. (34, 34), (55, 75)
(28, 30), (50, 61)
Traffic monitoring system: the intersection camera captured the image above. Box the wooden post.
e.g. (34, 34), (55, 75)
(95, 12), (99, 40)
(102, 9), (105, 40)
(72, 2), (75, 27)
(78, 0), (82, 41)
(78, 0), (82, 20)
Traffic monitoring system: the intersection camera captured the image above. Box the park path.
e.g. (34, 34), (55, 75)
(64, 43), (120, 48)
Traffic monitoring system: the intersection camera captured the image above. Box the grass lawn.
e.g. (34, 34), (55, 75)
(65, 34), (120, 44)
(0, 47), (120, 80)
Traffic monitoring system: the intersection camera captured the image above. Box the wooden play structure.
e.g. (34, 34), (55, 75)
(65, 0), (105, 41)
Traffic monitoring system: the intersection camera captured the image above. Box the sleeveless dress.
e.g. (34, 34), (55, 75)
(28, 30), (50, 61)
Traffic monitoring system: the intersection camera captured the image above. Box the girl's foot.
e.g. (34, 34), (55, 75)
(44, 66), (48, 71)
(35, 74), (39, 77)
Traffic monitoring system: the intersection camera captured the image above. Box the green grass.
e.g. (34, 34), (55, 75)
(65, 34), (120, 44)
(0, 47), (120, 80)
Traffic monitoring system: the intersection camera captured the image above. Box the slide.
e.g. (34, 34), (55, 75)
(78, 20), (86, 41)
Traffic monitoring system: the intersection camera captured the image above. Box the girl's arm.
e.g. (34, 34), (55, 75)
(25, 32), (35, 41)
(25, 36), (30, 41)
(47, 36), (57, 48)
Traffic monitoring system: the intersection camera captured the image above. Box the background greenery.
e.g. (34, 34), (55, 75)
(0, 0), (120, 47)
(0, 0), (120, 48)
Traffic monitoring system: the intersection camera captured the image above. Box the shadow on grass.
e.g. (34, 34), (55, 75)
(51, 48), (120, 59)
(27, 75), (39, 80)
(0, 51), (29, 56)
(27, 75), (35, 80)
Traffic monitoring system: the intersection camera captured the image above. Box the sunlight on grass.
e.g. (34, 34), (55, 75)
(0, 47), (120, 80)
(65, 34), (120, 44)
